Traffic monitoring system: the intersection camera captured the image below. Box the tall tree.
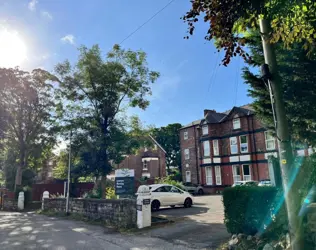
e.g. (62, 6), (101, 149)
(55, 44), (159, 196)
(151, 123), (182, 173)
(243, 32), (316, 145)
(182, 0), (316, 65)
(0, 68), (58, 190)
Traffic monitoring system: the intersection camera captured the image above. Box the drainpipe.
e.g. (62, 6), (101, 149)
(195, 127), (200, 184)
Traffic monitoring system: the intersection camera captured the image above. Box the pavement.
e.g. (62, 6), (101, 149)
(0, 195), (230, 250)
(0, 211), (196, 250)
(144, 195), (230, 249)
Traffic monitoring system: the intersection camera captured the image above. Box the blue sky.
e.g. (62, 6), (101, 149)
(0, 0), (253, 127)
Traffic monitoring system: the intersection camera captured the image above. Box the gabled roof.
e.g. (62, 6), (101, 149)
(219, 106), (254, 122)
(181, 104), (254, 129)
(204, 111), (226, 124)
(149, 135), (166, 154)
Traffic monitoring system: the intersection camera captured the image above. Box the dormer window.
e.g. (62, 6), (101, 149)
(233, 118), (241, 129)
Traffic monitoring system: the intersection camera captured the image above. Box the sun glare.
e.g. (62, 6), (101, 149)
(0, 28), (27, 68)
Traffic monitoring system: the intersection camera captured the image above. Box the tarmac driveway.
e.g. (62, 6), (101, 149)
(142, 195), (230, 249)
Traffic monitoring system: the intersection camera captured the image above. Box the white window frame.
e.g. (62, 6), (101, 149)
(215, 166), (222, 185)
(203, 141), (210, 157)
(143, 161), (148, 170)
(265, 132), (276, 150)
(233, 118), (241, 129)
(242, 164), (251, 181)
(202, 125), (208, 135)
(240, 135), (248, 153)
(185, 163), (189, 168)
(185, 171), (191, 183)
(205, 167), (213, 185)
(184, 131), (188, 140)
(184, 149), (190, 160)
(230, 137), (238, 154)
(213, 140), (219, 156)
(232, 165), (241, 183)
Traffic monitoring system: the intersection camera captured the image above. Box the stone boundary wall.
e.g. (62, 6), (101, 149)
(43, 198), (137, 228)
(2, 198), (18, 211)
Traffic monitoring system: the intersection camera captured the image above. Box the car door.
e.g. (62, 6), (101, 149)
(169, 186), (184, 205)
(151, 186), (170, 206)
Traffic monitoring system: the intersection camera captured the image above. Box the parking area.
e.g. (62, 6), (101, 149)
(142, 195), (230, 249)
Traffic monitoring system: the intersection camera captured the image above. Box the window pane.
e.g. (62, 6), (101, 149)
(230, 137), (237, 145)
(184, 131), (188, 140)
(231, 145), (238, 154)
(233, 118), (241, 129)
(267, 141), (275, 150)
(203, 141), (210, 157)
(202, 125), (208, 135)
(206, 167), (213, 185)
(239, 136), (248, 153)
(213, 140), (219, 156)
(240, 135), (247, 144)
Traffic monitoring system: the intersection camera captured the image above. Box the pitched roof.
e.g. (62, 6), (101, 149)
(181, 105), (254, 129)
(181, 119), (202, 129)
(149, 135), (166, 154)
(204, 111), (226, 124)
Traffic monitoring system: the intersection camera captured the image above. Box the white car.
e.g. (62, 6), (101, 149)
(232, 180), (258, 187)
(149, 184), (194, 211)
(182, 183), (204, 195)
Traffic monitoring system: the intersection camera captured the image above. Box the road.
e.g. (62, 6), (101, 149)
(145, 195), (230, 249)
(0, 211), (196, 250)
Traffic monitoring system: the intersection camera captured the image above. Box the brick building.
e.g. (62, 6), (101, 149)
(179, 105), (279, 193)
(115, 135), (167, 180)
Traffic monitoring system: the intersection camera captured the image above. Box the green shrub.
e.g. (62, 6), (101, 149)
(105, 187), (116, 199)
(155, 176), (183, 190)
(222, 186), (286, 235)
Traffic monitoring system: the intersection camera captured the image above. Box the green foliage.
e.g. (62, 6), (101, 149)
(222, 186), (286, 236)
(53, 150), (68, 180)
(182, 0), (316, 65)
(243, 31), (316, 145)
(54, 44), (159, 183)
(151, 123), (182, 172)
(0, 68), (58, 188)
(155, 175), (184, 190)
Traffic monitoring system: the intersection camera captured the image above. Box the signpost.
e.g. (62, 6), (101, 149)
(115, 169), (135, 196)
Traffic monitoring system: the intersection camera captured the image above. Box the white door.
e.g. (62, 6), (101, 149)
(185, 171), (191, 183)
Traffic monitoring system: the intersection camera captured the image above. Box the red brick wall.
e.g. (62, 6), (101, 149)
(117, 148), (166, 180)
(180, 126), (201, 184)
(180, 111), (277, 186)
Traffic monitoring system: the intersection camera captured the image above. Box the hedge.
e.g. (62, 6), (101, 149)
(222, 186), (286, 235)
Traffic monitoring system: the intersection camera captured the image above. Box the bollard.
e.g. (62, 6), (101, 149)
(18, 191), (24, 210)
(136, 185), (151, 229)
(42, 191), (49, 210)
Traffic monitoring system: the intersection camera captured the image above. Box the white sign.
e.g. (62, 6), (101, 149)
(115, 169), (134, 178)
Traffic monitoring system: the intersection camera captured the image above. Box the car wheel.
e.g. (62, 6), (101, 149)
(197, 189), (204, 195)
(151, 200), (160, 211)
(184, 198), (192, 208)
(170, 205), (175, 208)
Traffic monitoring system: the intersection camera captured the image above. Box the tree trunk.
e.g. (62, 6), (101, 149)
(259, 18), (304, 249)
